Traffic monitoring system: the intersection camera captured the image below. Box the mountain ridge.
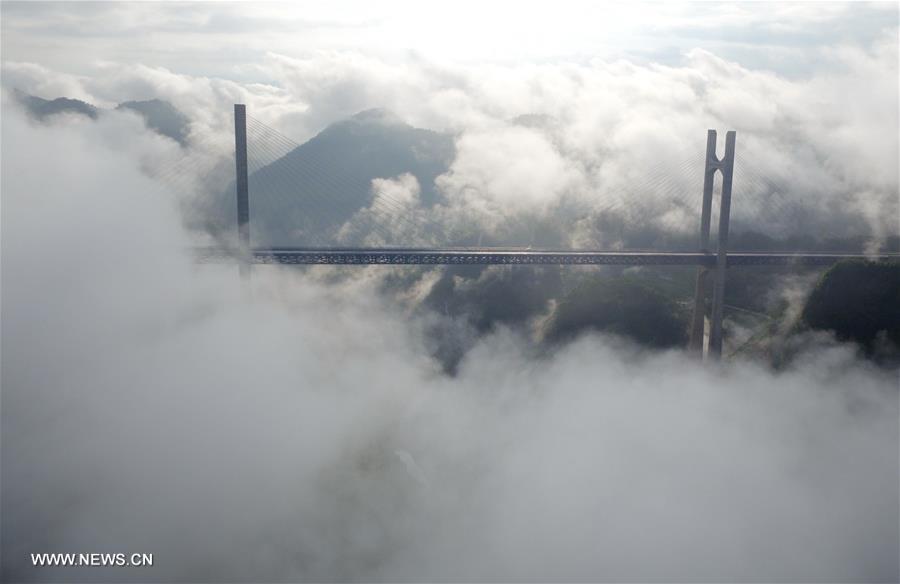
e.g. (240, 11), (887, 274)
(12, 89), (190, 145)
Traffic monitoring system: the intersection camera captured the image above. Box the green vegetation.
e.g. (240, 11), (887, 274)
(544, 275), (688, 348)
(801, 260), (900, 349)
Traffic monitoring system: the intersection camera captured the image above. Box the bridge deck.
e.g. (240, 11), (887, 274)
(195, 248), (900, 266)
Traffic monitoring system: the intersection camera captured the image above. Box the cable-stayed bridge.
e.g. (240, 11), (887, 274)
(175, 105), (898, 359)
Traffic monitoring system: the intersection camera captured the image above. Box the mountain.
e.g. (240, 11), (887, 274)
(543, 275), (689, 348)
(116, 99), (190, 145)
(802, 261), (900, 353)
(12, 90), (189, 145)
(13, 89), (98, 119)
(239, 108), (455, 246)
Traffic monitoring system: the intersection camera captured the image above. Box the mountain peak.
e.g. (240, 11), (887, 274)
(348, 108), (404, 126)
(13, 89), (99, 120)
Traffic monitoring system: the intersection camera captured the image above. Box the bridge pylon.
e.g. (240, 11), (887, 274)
(689, 129), (736, 360)
(234, 103), (251, 279)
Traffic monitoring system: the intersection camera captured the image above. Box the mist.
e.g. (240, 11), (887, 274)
(2, 91), (898, 584)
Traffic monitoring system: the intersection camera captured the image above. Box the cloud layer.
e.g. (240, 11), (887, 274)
(2, 93), (898, 583)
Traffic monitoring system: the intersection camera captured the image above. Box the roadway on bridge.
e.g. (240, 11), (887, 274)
(195, 247), (900, 266)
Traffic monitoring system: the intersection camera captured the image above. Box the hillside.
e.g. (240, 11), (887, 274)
(116, 99), (190, 145)
(13, 89), (98, 119)
(802, 261), (900, 352)
(13, 90), (189, 145)
(222, 108), (456, 246)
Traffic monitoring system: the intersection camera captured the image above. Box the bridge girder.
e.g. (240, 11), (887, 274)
(194, 248), (898, 267)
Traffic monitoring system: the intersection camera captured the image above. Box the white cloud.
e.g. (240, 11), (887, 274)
(7, 22), (897, 248)
(438, 123), (581, 217)
(260, 41), (897, 243)
(338, 173), (432, 246)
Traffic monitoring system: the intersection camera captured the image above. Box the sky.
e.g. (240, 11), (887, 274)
(1, 1), (897, 78)
(2, 2), (899, 582)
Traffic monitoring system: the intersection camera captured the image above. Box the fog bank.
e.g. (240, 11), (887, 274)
(2, 94), (898, 583)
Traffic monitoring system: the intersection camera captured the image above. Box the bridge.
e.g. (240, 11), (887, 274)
(186, 104), (898, 360)
(197, 247), (883, 267)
